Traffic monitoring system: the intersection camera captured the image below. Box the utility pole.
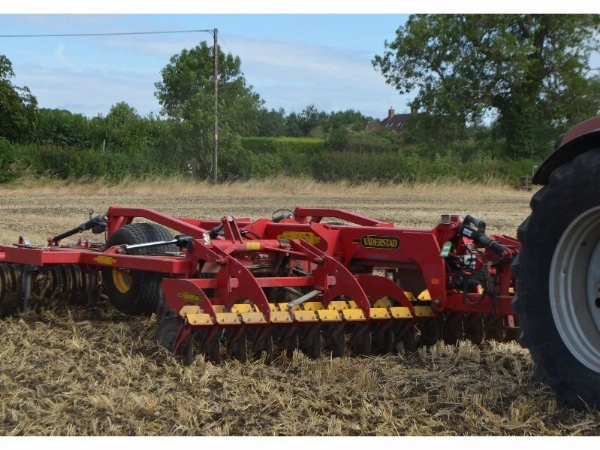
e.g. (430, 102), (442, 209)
(213, 28), (219, 184)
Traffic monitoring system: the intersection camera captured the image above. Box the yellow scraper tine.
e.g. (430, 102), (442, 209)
(302, 301), (323, 311)
(186, 313), (213, 326)
(293, 310), (319, 322)
(271, 311), (294, 323)
(316, 309), (342, 322)
(231, 304), (254, 313)
(413, 306), (436, 317)
(239, 312), (266, 324)
(215, 312), (240, 324)
(370, 307), (392, 319)
(341, 309), (366, 321)
(389, 306), (412, 319)
(328, 300), (349, 311)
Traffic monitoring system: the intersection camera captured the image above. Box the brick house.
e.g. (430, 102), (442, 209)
(365, 107), (417, 132)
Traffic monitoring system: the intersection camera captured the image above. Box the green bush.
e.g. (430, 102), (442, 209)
(241, 137), (324, 155)
(250, 153), (283, 179)
(0, 135), (541, 188)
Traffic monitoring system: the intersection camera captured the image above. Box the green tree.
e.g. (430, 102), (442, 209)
(327, 109), (370, 133)
(103, 102), (151, 153)
(36, 109), (91, 149)
(285, 112), (303, 137)
(0, 55), (38, 143)
(373, 14), (600, 158)
(105, 101), (140, 128)
(154, 42), (264, 175)
(257, 107), (286, 137)
(298, 104), (328, 137)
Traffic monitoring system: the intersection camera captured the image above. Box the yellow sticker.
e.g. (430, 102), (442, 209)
(94, 256), (117, 265)
(177, 291), (204, 303)
(277, 231), (321, 245)
(246, 242), (261, 251)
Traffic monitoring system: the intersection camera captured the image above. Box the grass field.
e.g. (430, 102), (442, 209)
(0, 177), (598, 436)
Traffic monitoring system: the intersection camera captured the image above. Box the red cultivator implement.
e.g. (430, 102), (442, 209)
(0, 205), (519, 365)
(5, 116), (600, 411)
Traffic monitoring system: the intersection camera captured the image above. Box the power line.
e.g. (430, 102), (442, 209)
(218, 31), (233, 55)
(0, 29), (214, 38)
(0, 26), (222, 184)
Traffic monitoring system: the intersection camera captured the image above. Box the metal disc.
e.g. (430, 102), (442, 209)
(464, 313), (484, 345)
(351, 324), (372, 356)
(324, 325), (346, 358)
(228, 330), (248, 362)
(280, 328), (300, 358)
(202, 330), (222, 364)
(400, 324), (417, 352)
(155, 316), (193, 365)
(484, 316), (505, 341)
(301, 325), (322, 359)
(253, 331), (274, 364)
(372, 324), (394, 355)
(420, 316), (442, 347)
(442, 313), (464, 345)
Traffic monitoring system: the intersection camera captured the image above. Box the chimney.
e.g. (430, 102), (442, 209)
(411, 106), (418, 115)
(388, 106), (395, 119)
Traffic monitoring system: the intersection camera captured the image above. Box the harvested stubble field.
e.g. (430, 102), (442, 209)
(0, 177), (599, 436)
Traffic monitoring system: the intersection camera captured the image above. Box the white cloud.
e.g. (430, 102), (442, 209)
(66, 33), (410, 116)
(5, 16), (410, 118)
(54, 44), (81, 72)
(15, 64), (161, 117)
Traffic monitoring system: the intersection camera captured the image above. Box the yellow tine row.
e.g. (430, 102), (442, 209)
(178, 301), (432, 326)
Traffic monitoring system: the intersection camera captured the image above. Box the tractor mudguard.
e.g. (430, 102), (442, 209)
(533, 115), (600, 185)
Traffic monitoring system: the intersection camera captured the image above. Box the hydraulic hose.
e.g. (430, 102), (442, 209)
(459, 226), (508, 256)
(51, 214), (108, 244)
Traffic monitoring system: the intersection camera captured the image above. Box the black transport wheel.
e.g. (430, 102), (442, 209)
(102, 223), (176, 316)
(155, 316), (194, 365)
(513, 148), (600, 410)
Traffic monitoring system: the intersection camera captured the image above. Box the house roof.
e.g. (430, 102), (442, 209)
(365, 111), (414, 132)
(381, 113), (412, 131)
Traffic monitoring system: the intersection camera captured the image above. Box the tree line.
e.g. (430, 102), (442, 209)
(1, 14), (599, 184)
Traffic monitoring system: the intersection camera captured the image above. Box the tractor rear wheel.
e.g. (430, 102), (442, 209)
(513, 148), (600, 410)
(102, 223), (176, 316)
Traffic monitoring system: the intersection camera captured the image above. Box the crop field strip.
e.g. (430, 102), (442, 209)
(0, 178), (598, 436)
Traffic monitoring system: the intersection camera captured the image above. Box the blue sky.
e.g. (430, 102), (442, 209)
(1, 2), (598, 121)
(0, 13), (414, 120)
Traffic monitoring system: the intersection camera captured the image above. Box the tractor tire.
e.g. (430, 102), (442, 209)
(513, 148), (600, 410)
(102, 223), (176, 316)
